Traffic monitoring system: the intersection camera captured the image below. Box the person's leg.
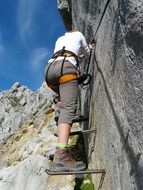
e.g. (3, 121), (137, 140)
(57, 79), (78, 146)
(52, 79), (87, 171)
(57, 123), (71, 145)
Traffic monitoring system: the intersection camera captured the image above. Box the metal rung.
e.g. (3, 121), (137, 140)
(70, 128), (97, 135)
(54, 128), (96, 137)
(45, 168), (105, 175)
(45, 168), (106, 190)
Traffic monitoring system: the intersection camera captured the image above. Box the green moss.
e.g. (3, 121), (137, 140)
(81, 174), (95, 190)
(69, 135), (79, 146)
(7, 96), (20, 107)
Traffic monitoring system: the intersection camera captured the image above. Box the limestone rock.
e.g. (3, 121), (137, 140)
(0, 156), (48, 190)
(57, 0), (72, 30)
(0, 82), (54, 142)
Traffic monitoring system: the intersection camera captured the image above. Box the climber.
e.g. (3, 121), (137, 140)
(44, 27), (94, 172)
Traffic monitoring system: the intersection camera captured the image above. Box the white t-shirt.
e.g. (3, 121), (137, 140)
(48, 31), (90, 67)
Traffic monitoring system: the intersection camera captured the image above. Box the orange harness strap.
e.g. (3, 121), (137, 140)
(47, 74), (78, 90)
(59, 74), (78, 84)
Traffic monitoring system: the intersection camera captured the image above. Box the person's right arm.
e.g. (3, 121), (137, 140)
(80, 33), (90, 58)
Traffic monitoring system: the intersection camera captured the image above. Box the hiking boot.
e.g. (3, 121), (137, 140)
(51, 147), (86, 172)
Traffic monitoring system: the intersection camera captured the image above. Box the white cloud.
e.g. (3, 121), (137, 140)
(30, 48), (51, 71)
(17, 0), (39, 42)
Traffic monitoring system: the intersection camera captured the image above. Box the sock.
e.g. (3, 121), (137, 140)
(57, 143), (68, 149)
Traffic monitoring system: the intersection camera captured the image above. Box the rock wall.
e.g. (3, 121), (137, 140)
(58, 0), (143, 189)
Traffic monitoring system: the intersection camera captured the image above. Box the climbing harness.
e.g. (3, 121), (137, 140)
(52, 47), (78, 62)
(45, 44), (95, 89)
(45, 46), (79, 90)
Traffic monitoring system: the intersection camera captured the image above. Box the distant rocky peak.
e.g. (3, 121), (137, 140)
(0, 82), (54, 143)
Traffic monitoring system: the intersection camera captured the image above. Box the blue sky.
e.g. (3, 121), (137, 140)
(0, 0), (65, 92)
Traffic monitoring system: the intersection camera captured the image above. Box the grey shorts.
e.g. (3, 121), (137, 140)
(44, 60), (79, 124)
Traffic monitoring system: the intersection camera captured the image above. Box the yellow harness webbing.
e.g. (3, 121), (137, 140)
(46, 49), (79, 90)
(59, 74), (78, 84)
(47, 74), (78, 90)
(52, 50), (78, 61)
